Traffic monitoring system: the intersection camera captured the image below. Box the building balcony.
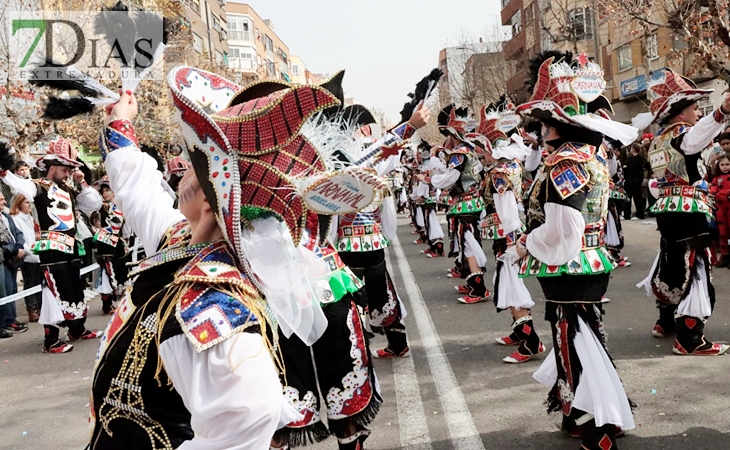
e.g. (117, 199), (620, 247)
(502, 28), (526, 60)
(501, 0), (523, 26)
(228, 58), (256, 72)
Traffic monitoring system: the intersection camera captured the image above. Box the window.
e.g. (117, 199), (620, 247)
(228, 47), (255, 70)
(266, 59), (275, 75)
(568, 7), (594, 41)
(228, 15), (251, 41)
(645, 33), (659, 60)
(292, 64), (300, 75)
(215, 51), (224, 66)
(501, 0), (509, 7)
(525, 4), (534, 24)
(617, 45), (632, 71)
(191, 0), (200, 14)
(698, 96), (714, 117)
(510, 10), (522, 35)
(192, 33), (204, 53)
(263, 34), (274, 52)
(211, 15), (221, 32)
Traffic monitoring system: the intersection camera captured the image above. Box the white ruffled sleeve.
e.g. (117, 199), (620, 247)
(75, 184), (103, 216)
(105, 147), (185, 255)
(380, 197), (397, 241)
(1, 171), (36, 202)
(524, 147), (543, 172)
(430, 168), (460, 190)
(493, 191), (521, 235)
(680, 111), (728, 155)
(525, 203), (585, 265)
(160, 333), (290, 450)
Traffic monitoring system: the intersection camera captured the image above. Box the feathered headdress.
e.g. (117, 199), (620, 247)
(36, 137), (83, 171)
(517, 51), (638, 145)
(631, 69), (713, 130)
(438, 104), (471, 140)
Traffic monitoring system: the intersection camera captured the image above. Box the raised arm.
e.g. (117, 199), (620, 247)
(676, 96), (730, 155)
(1, 171), (37, 203)
(102, 93), (185, 254)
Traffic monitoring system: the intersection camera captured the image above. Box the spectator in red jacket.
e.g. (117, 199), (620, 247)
(710, 154), (730, 267)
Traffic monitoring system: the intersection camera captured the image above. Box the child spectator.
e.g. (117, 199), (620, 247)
(710, 154), (730, 267)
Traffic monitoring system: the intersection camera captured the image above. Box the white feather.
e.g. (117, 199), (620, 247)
(300, 112), (367, 172)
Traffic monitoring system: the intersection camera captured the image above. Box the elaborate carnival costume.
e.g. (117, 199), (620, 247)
(604, 139), (630, 266)
(515, 52), (637, 448)
(92, 177), (129, 315)
(334, 120), (417, 358)
(88, 64), (392, 448)
(634, 69), (730, 355)
(410, 142), (431, 246)
(431, 106), (489, 303)
(269, 87), (386, 449)
(469, 98), (545, 363)
(1, 138), (103, 353)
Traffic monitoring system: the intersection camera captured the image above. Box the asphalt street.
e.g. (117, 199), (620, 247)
(2, 214), (730, 450)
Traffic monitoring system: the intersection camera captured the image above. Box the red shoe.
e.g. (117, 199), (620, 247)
(456, 291), (490, 304)
(411, 229), (419, 234)
(413, 238), (426, 244)
(42, 341), (74, 354)
(652, 324), (672, 338)
(446, 268), (461, 278)
(426, 250), (442, 258)
(374, 346), (410, 358)
(102, 306), (117, 316)
(67, 330), (104, 342)
(617, 260), (632, 267)
(454, 285), (470, 294)
(673, 340), (730, 356)
(502, 342), (545, 364)
(495, 334), (520, 346)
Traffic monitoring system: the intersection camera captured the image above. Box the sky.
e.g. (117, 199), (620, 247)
(231, 0), (504, 123)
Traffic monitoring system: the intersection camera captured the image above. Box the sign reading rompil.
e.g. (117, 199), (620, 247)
(8, 11), (164, 81)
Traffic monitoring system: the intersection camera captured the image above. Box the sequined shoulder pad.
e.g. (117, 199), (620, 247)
(549, 160), (590, 200)
(157, 220), (192, 252)
(660, 122), (690, 139)
(544, 143), (595, 167)
(174, 241), (263, 352)
(491, 161), (521, 195)
(447, 153), (466, 169)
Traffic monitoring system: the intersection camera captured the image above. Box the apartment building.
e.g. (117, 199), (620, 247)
(177, 0), (230, 67)
(226, 3), (293, 81)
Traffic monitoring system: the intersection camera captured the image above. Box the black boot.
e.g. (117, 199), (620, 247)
(579, 418), (618, 449)
(652, 303), (676, 337)
(503, 316), (545, 363)
(673, 315), (729, 355)
(430, 240), (444, 257)
(456, 272), (489, 304)
(337, 429), (370, 450)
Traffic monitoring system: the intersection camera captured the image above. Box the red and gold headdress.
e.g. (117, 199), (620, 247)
(37, 137), (83, 171)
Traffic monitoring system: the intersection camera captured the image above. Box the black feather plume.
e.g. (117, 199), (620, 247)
(76, 158), (93, 184)
(43, 96), (95, 120)
(0, 142), (17, 172)
(399, 68), (443, 124)
(438, 104), (454, 129)
(28, 58), (103, 97)
(526, 51), (574, 93)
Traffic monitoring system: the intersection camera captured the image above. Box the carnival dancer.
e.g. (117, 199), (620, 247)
(90, 65), (385, 447)
(605, 139), (630, 267)
(633, 69), (730, 355)
(334, 104), (431, 359)
(431, 105), (490, 304)
(414, 143), (446, 258)
(91, 177), (128, 315)
(468, 98), (545, 363)
(0, 138), (102, 353)
(514, 51), (637, 448)
(410, 142), (431, 245)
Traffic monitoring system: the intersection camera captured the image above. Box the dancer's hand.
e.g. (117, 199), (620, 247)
(72, 170), (85, 184)
(408, 102), (431, 130)
(721, 94), (730, 115)
(105, 90), (138, 124)
(515, 234), (528, 258)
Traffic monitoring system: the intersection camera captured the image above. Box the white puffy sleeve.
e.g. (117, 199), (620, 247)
(104, 150), (184, 255)
(430, 168), (460, 190)
(75, 184), (103, 216)
(680, 110), (728, 155)
(160, 333), (289, 450)
(1, 171), (36, 202)
(524, 147), (543, 173)
(380, 196), (397, 240)
(493, 191), (521, 234)
(525, 202), (585, 265)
